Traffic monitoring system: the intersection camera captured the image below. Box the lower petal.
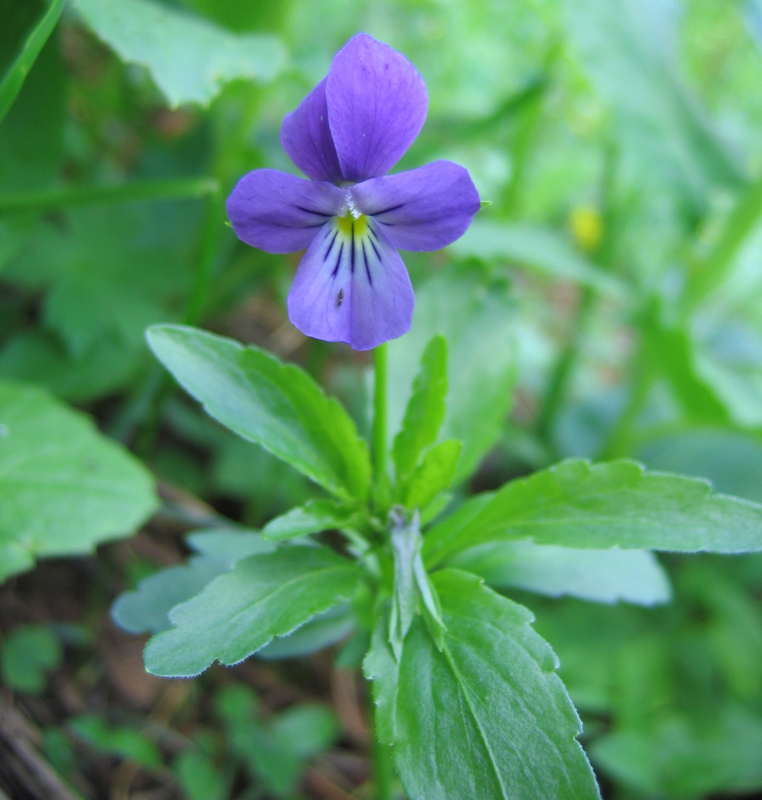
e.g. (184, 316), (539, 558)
(287, 218), (414, 351)
(227, 169), (345, 254)
(350, 160), (480, 252)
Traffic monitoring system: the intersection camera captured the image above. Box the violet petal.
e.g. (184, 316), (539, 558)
(287, 218), (414, 350)
(280, 78), (344, 184)
(326, 34), (428, 183)
(226, 169), (345, 254)
(350, 160), (481, 252)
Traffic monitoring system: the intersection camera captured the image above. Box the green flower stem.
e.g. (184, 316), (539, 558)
(0, 177), (219, 216)
(370, 697), (395, 800)
(372, 343), (389, 484)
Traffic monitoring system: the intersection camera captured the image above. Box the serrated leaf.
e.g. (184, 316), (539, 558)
(144, 547), (360, 677)
(147, 325), (371, 502)
(424, 460), (762, 567)
(0, 381), (158, 582)
(262, 500), (366, 541)
(365, 569), (601, 800)
(387, 270), (516, 484)
(71, 0), (286, 108)
(403, 439), (462, 510)
(392, 335), (448, 485)
(451, 541), (671, 606)
(258, 604), (356, 660)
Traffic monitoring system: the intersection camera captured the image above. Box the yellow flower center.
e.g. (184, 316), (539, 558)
(337, 213), (368, 238)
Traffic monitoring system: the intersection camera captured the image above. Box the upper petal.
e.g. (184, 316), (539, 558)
(326, 34), (428, 183)
(287, 217), (414, 350)
(227, 169), (345, 254)
(350, 160), (481, 252)
(280, 78), (344, 184)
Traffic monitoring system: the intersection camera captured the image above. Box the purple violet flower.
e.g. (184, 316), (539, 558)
(227, 33), (481, 351)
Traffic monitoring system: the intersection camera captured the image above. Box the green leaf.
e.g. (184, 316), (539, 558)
(424, 460), (762, 568)
(144, 547), (360, 677)
(112, 556), (229, 635)
(147, 325), (371, 502)
(451, 222), (623, 295)
(387, 270), (516, 484)
(186, 529), (275, 562)
(68, 715), (161, 768)
(71, 0), (286, 107)
(1, 625), (62, 693)
(173, 750), (226, 800)
(0, 381), (158, 582)
(638, 429), (762, 503)
(0, 330), (140, 403)
(365, 569), (601, 800)
(0, 0), (64, 124)
(403, 439), (462, 510)
(271, 705), (340, 760)
(262, 500), (366, 541)
(451, 541), (671, 606)
(3, 206), (198, 361)
(112, 532), (273, 635)
(392, 335), (448, 485)
(257, 604), (356, 660)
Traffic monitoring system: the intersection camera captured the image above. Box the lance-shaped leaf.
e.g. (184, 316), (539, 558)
(450, 541), (671, 606)
(387, 271), (516, 485)
(365, 569), (601, 800)
(112, 530), (273, 634)
(0, 381), (158, 583)
(147, 325), (371, 502)
(402, 439), (462, 510)
(392, 335), (448, 485)
(263, 500), (366, 541)
(72, 0), (286, 108)
(424, 460), (762, 567)
(144, 547), (360, 677)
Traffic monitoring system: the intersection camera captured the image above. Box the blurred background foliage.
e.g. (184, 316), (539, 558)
(2, 0), (762, 798)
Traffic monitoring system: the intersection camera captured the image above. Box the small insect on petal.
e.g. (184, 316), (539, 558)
(337, 288), (344, 306)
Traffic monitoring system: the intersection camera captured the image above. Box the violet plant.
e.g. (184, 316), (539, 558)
(112, 33), (762, 800)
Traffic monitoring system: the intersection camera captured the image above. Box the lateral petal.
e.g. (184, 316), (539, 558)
(287, 218), (414, 351)
(350, 160), (481, 252)
(226, 169), (345, 254)
(280, 78), (344, 184)
(326, 34), (428, 183)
